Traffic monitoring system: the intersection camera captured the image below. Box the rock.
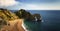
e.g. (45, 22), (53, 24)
(33, 14), (41, 22)
(15, 9), (41, 21)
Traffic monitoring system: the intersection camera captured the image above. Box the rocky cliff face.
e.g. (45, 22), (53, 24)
(15, 9), (41, 21)
(0, 8), (19, 21)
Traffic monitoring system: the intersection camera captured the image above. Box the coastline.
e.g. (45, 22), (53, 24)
(1, 19), (25, 31)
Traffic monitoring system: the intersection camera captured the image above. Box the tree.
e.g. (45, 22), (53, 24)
(15, 9), (32, 19)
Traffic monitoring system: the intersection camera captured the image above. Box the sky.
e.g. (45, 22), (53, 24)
(0, 0), (60, 10)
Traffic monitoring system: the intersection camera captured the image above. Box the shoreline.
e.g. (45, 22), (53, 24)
(1, 19), (25, 31)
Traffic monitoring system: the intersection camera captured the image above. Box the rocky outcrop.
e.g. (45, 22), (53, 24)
(33, 14), (41, 22)
(15, 9), (41, 21)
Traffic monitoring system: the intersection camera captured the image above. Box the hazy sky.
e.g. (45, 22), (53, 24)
(0, 0), (60, 10)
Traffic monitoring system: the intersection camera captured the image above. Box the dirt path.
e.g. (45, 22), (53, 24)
(1, 19), (25, 31)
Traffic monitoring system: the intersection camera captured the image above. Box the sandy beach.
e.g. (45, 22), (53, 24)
(1, 19), (25, 31)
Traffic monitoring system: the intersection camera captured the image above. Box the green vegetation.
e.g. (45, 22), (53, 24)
(0, 8), (19, 21)
(0, 8), (41, 21)
(15, 9), (34, 20)
(15, 9), (41, 21)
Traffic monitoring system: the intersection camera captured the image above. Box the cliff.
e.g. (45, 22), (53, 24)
(15, 9), (41, 21)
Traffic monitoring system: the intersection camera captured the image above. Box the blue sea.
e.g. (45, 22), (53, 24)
(11, 10), (60, 31)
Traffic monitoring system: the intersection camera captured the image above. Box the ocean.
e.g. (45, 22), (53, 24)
(11, 10), (60, 31)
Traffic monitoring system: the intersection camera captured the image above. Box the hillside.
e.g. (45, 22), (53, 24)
(0, 8), (41, 21)
(0, 8), (19, 21)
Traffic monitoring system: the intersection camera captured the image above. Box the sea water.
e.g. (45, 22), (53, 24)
(11, 10), (60, 31)
(26, 10), (60, 31)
